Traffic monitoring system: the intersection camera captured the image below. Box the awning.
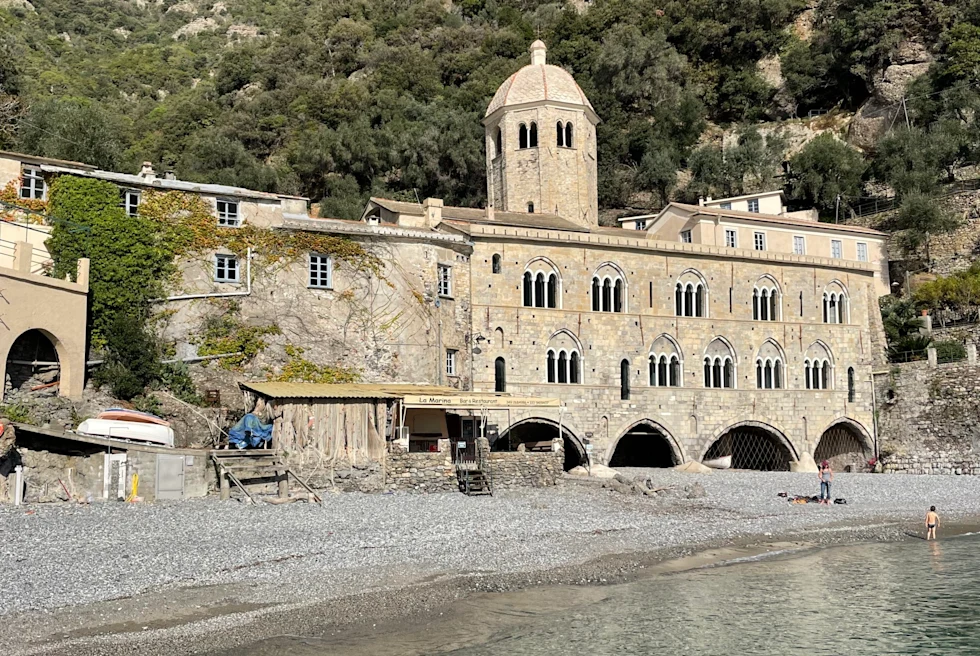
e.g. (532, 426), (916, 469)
(402, 394), (560, 408)
(239, 382), (561, 408)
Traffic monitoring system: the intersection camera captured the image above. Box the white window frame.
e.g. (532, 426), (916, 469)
(121, 189), (141, 217)
(753, 231), (766, 251)
(308, 253), (333, 289)
(437, 264), (452, 298)
(446, 349), (458, 376)
(680, 230), (693, 244)
(635, 219), (646, 230)
(856, 242), (868, 262)
(725, 229), (737, 248)
(719, 202), (732, 210)
(216, 199), (241, 227)
(831, 239), (843, 259)
(793, 235), (806, 255)
(20, 165), (45, 200)
(214, 254), (240, 283)
(747, 198), (760, 213)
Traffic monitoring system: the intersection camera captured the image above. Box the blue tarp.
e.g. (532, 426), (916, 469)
(228, 413), (273, 449)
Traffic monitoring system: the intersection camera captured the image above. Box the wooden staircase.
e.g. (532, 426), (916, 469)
(210, 450), (322, 505)
(457, 465), (492, 495)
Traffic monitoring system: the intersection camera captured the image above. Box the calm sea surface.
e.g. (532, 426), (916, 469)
(241, 534), (980, 656)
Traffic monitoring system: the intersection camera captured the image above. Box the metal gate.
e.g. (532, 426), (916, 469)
(156, 454), (185, 500)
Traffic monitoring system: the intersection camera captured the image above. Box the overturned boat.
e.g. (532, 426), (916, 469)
(77, 418), (175, 447)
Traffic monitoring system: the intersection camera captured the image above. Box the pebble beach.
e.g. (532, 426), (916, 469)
(4, 470), (980, 655)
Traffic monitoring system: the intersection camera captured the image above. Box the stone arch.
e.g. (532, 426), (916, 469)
(755, 338), (786, 390)
(674, 268), (708, 317)
(546, 329), (583, 384)
(822, 280), (850, 324)
(804, 340), (835, 390)
(814, 417), (874, 471)
(702, 336), (736, 389)
(556, 120), (564, 147)
(702, 420), (798, 470)
(753, 274), (781, 321)
(519, 123), (528, 149)
(565, 121), (573, 148)
(529, 121), (538, 147)
(607, 419), (684, 468)
(591, 261), (627, 313)
(496, 417), (587, 471)
(649, 333), (683, 387)
(493, 326), (504, 344)
(522, 257), (561, 309)
(4, 328), (66, 396)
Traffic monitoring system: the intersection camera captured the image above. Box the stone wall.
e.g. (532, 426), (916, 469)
(876, 360), (980, 474)
(488, 450), (563, 490)
(383, 450), (457, 493)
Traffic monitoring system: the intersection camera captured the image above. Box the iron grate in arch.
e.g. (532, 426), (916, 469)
(704, 427), (792, 471)
(815, 426), (868, 472)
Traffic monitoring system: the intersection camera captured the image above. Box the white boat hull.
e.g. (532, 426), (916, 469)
(77, 419), (175, 447)
(703, 455), (732, 470)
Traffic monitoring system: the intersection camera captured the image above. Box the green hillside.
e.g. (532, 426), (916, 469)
(0, 0), (978, 221)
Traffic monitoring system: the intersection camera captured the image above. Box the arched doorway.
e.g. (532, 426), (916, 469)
(704, 423), (795, 471)
(495, 419), (586, 471)
(609, 421), (679, 468)
(815, 421), (872, 472)
(5, 329), (60, 395)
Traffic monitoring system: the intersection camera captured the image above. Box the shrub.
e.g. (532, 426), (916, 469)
(933, 340), (967, 364)
(93, 314), (162, 400)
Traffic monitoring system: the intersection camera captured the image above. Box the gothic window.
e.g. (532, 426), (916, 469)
(495, 127), (502, 157)
(547, 331), (582, 384)
(523, 259), (561, 308)
(753, 277), (780, 321)
(592, 277), (600, 311)
(591, 264), (627, 313)
(620, 359), (631, 400)
(547, 350), (556, 383)
(822, 282), (848, 324)
(492, 254), (501, 274)
(557, 350), (568, 383)
(495, 357), (506, 392)
(519, 123), (528, 149)
(614, 279), (624, 313)
(570, 351), (580, 383)
(565, 122), (573, 148)
(703, 338), (736, 389)
(649, 335), (682, 387)
(556, 121), (564, 147)
(675, 271), (707, 317)
(529, 122), (538, 147)
(755, 340), (785, 389)
(804, 342), (834, 390)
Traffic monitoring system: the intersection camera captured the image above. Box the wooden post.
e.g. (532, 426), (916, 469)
(219, 469), (230, 500)
(277, 470), (288, 498)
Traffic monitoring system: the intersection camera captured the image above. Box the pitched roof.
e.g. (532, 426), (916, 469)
(367, 197), (589, 233)
(240, 382), (460, 400)
(666, 202), (887, 236)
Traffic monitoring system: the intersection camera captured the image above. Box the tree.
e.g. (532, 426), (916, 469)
(687, 127), (786, 198)
(879, 296), (931, 362)
(594, 26), (688, 117)
(637, 144), (679, 206)
(789, 133), (867, 213)
(945, 22), (980, 84)
(93, 314), (162, 400)
(892, 193), (959, 256)
(16, 98), (125, 169)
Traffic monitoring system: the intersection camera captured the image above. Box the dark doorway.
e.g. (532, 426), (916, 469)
(6, 329), (59, 393)
(494, 420), (585, 471)
(609, 424), (677, 468)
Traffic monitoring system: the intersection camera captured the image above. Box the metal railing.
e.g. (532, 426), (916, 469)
(848, 178), (980, 219)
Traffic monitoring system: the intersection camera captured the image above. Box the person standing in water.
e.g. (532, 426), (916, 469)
(818, 460), (833, 505)
(926, 506), (940, 540)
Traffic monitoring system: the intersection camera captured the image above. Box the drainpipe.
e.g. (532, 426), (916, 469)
(13, 465), (23, 505)
(151, 247), (252, 302)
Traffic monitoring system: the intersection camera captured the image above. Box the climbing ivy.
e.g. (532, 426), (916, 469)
(192, 305), (282, 370)
(270, 345), (359, 384)
(0, 180), (47, 222)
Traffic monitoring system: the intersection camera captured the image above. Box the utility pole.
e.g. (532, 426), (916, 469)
(835, 195), (840, 223)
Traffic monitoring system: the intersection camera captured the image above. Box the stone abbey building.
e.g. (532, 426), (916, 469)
(1, 41), (889, 474)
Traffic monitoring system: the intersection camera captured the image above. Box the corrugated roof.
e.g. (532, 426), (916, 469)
(368, 197), (589, 233)
(669, 202), (887, 236)
(239, 382), (460, 399)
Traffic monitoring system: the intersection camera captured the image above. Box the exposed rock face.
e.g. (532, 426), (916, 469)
(172, 17), (218, 39)
(849, 41), (933, 150)
(0, 0), (35, 11)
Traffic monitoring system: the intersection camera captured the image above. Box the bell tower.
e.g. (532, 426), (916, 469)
(483, 41), (600, 228)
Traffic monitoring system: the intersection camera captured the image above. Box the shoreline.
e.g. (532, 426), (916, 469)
(5, 471), (980, 655)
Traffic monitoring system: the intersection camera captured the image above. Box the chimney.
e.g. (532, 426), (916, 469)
(530, 40), (546, 66)
(698, 196), (705, 206)
(164, 169), (176, 180)
(422, 197), (443, 227)
(139, 161), (156, 179)
(705, 196), (712, 204)
(486, 205), (495, 222)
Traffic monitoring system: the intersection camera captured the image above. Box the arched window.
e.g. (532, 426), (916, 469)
(556, 121), (564, 147)
(614, 279), (624, 313)
(703, 338), (736, 389)
(570, 351), (580, 383)
(755, 340), (785, 389)
(822, 282), (848, 324)
(620, 359), (631, 400)
(547, 330), (582, 384)
(547, 350), (556, 383)
(602, 278), (612, 312)
(523, 259), (561, 309)
(649, 334), (683, 388)
(565, 122), (573, 148)
(527, 202), (534, 213)
(519, 123), (528, 149)
(804, 342), (834, 390)
(529, 122), (538, 147)
(495, 127), (502, 157)
(557, 350), (568, 383)
(676, 271), (707, 317)
(491, 254), (501, 274)
(593, 264), (627, 313)
(495, 357), (506, 392)
(753, 277), (780, 321)
(591, 277), (600, 311)
(847, 366), (855, 402)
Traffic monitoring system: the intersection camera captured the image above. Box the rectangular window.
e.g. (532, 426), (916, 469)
(793, 235), (806, 255)
(857, 242), (868, 262)
(214, 254), (239, 282)
(121, 189), (140, 217)
(216, 199), (240, 227)
(446, 349), (457, 376)
(308, 254), (333, 289)
(680, 230), (692, 243)
(437, 264), (452, 297)
(20, 165), (44, 200)
(747, 199), (760, 213)
(754, 232), (766, 251)
(725, 229), (737, 248)
(831, 239), (843, 259)
(720, 202), (731, 210)
(635, 219), (646, 230)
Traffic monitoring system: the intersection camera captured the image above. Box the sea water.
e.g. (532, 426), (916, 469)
(243, 534), (980, 655)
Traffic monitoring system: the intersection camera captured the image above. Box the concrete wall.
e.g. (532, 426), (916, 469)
(877, 359), (980, 474)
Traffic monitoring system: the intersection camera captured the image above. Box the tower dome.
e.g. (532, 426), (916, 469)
(485, 41), (597, 120)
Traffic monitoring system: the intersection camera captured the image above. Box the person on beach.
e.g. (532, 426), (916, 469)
(926, 506), (940, 540)
(818, 460), (833, 505)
